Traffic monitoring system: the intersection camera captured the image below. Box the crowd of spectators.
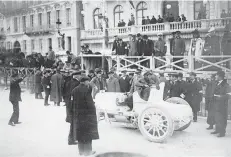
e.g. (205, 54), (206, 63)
(117, 13), (187, 27)
(220, 9), (231, 18)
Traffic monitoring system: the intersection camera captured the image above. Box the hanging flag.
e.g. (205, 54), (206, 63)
(129, 0), (135, 9)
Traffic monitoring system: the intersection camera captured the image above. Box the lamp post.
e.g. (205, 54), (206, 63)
(56, 18), (65, 50)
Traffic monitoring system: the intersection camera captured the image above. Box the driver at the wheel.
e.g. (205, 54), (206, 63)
(136, 71), (160, 101)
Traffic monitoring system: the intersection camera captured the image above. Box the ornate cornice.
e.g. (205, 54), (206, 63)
(36, 7), (44, 13)
(45, 5), (52, 12)
(64, 1), (71, 8)
(54, 3), (61, 10)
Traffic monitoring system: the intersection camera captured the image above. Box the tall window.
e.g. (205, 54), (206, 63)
(7, 42), (11, 50)
(56, 10), (60, 20)
(136, 1), (148, 25)
(23, 40), (27, 51)
(22, 16), (26, 32)
(14, 17), (18, 32)
(31, 39), (35, 51)
(228, 2), (231, 11)
(114, 5), (123, 27)
(48, 38), (52, 49)
(58, 37), (62, 49)
(66, 8), (71, 26)
(194, 1), (210, 20)
(30, 14), (34, 27)
(47, 12), (51, 27)
(39, 39), (42, 52)
(93, 8), (102, 29)
(38, 13), (42, 27)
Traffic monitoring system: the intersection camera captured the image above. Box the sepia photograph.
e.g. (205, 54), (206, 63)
(0, 0), (231, 157)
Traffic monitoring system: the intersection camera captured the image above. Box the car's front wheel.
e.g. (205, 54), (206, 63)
(138, 106), (174, 143)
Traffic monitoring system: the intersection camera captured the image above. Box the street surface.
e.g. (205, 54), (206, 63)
(0, 88), (231, 157)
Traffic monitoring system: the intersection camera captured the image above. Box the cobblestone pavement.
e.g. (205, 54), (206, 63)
(0, 88), (230, 157)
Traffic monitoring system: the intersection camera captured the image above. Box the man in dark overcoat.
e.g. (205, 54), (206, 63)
(202, 74), (216, 130)
(64, 71), (81, 145)
(211, 71), (230, 137)
(119, 70), (130, 93)
(185, 72), (203, 122)
(112, 35), (119, 53)
(50, 68), (64, 106)
(71, 76), (99, 156)
(136, 33), (144, 56)
(34, 69), (43, 99)
(8, 73), (26, 126)
(169, 74), (179, 98)
(41, 70), (51, 106)
(116, 39), (127, 55)
(170, 73), (187, 99)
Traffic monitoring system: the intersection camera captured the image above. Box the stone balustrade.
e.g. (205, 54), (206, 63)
(81, 17), (231, 39)
(25, 24), (56, 34)
(81, 29), (103, 39)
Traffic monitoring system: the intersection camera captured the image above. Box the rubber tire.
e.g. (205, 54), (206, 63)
(175, 121), (191, 131)
(138, 106), (174, 143)
(165, 97), (190, 106)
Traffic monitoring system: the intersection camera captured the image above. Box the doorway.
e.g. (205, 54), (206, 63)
(48, 38), (52, 49)
(13, 41), (21, 53)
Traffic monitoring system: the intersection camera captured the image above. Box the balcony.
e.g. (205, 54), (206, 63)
(81, 17), (231, 39)
(25, 25), (56, 36)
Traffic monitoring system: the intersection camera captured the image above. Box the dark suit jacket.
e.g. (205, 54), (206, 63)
(137, 39), (144, 56)
(119, 76), (130, 93)
(112, 40), (118, 52)
(143, 39), (154, 56)
(213, 80), (230, 113)
(185, 79), (203, 112)
(9, 78), (23, 102)
(116, 42), (127, 55)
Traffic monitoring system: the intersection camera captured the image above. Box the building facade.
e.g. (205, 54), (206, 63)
(80, 0), (231, 53)
(0, 1), (82, 56)
(1, 0), (231, 56)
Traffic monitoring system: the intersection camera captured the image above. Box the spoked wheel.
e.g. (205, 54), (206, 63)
(165, 97), (190, 106)
(138, 106), (174, 143)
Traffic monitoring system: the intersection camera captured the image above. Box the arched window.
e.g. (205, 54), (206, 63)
(194, 1), (210, 20)
(93, 8), (102, 29)
(136, 1), (148, 25)
(114, 5), (123, 27)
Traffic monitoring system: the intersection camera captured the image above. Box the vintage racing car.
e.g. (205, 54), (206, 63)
(94, 82), (193, 143)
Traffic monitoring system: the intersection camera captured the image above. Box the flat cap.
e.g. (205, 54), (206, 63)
(178, 73), (183, 78)
(121, 70), (127, 73)
(108, 71), (114, 75)
(143, 35), (148, 39)
(80, 76), (90, 82)
(95, 68), (101, 74)
(189, 72), (196, 76)
(135, 68), (142, 74)
(144, 71), (151, 76)
(137, 33), (141, 37)
(216, 70), (225, 78)
(192, 29), (199, 34)
(72, 71), (82, 76)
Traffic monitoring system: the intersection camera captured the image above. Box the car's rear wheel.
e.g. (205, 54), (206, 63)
(138, 106), (174, 143)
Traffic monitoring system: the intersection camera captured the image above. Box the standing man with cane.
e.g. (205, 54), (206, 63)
(8, 72), (26, 126)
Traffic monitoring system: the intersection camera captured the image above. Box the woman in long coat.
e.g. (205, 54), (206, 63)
(71, 76), (99, 156)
